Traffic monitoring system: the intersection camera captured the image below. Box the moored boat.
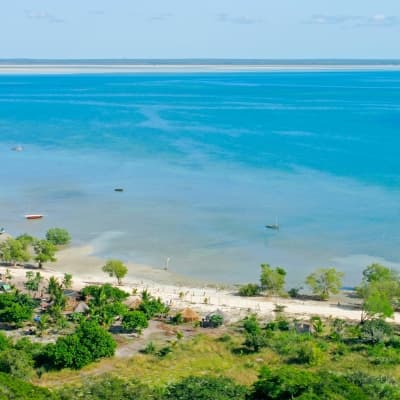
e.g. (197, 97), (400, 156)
(25, 214), (43, 220)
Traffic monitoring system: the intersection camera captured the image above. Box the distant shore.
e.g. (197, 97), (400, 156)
(1, 61), (400, 74)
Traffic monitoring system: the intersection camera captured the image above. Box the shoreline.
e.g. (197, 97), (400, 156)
(2, 243), (399, 324)
(1, 63), (400, 74)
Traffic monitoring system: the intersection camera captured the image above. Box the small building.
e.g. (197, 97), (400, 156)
(73, 301), (90, 314)
(181, 308), (200, 323)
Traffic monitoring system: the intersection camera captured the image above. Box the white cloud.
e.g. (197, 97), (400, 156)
(25, 10), (65, 24)
(149, 13), (173, 22)
(306, 13), (400, 28)
(218, 13), (262, 25)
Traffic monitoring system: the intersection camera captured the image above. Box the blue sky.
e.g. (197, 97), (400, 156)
(1, 0), (400, 58)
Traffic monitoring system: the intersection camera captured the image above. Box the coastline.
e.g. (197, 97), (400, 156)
(2, 243), (399, 324)
(1, 62), (400, 74)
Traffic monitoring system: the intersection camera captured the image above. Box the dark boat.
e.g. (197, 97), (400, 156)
(114, 188), (124, 192)
(265, 217), (279, 230)
(265, 224), (279, 230)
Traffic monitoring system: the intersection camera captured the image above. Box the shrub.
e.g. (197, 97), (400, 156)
(0, 349), (35, 380)
(46, 320), (116, 369)
(0, 372), (54, 400)
(208, 314), (224, 328)
(238, 284), (261, 297)
(360, 319), (393, 344)
(171, 312), (184, 325)
(165, 375), (247, 400)
(292, 342), (326, 366)
(141, 341), (156, 355)
(122, 311), (149, 333)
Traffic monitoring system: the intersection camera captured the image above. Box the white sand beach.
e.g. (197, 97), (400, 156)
(2, 243), (399, 324)
(1, 62), (400, 75)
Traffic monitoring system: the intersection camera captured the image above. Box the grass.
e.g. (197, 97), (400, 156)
(34, 319), (400, 392)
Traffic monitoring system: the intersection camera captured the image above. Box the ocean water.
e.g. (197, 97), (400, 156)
(0, 71), (400, 286)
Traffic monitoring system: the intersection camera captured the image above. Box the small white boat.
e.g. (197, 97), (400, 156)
(11, 145), (24, 152)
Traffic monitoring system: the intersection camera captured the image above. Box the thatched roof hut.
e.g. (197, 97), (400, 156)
(181, 308), (200, 322)
(73, 301), (90, 314)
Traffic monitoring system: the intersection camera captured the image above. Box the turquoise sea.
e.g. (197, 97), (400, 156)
(1, 71), (400, 286)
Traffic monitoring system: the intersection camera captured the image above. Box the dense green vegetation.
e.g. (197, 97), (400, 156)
(0, 228), (71, 269)
(1, 227), (400, 399)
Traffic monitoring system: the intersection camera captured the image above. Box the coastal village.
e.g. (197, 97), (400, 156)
(1, 227), (400, 398)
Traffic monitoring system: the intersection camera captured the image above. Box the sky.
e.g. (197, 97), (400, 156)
(1, 0), (400, 59)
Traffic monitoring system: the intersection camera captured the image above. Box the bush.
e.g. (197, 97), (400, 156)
(360, 319), (393, 344)
(47, 320), (116, 369)
(141, 341), (156, 355)
(238, 284), (261, 297)
(0, 292), (36, 327)
(0, 372), (54, 400)
(165, 375), (247, 400)
(249, 367), (367, 400)
(0, 349), (35, 380)
(139, 297), (168, 318)
(171, 312), (184, 325)
(291, 342), (326, 366)
(208, 314), (224, 328)
(57, 376), (159, 400)
(46, 228), (71, 246)
(122, 311), (149, 333)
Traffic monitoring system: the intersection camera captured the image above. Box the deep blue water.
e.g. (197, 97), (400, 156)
(0, 72), (399, 285)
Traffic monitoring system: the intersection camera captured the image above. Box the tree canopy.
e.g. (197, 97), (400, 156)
(46, 228), (71, 246)
(0, 238), (30, 266)
(102, 259), (128, 285)
(260, 264), (286, 296)
(305, 268), (344, 300)
(357, 263), (400, 321)
(33, 240), (57, 268)
(46, 320), (116, 370)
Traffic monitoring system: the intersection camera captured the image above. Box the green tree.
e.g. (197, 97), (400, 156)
(62, 273), (73, 289)
(15, 233), (35, 249)
(0, 238), (30, 266)
(122, 311), (149, 333)
(139, 296), (168, 319)
(165, 375), (247, 400)
(46, 227), (71, 246)
(260, 264), (286, 296)
(243, 314), (268, 352)
(33, 240), (57, 268)
(102, 259), (128, 285)
(305, 268), (344, 300)
(238, 283), (261, 297)
(0, 292), (35, 327)
(24, 271), (43, 295)
(357, 264), (400, 321)
(82, 284), (129, 327)
(46, 277), (67, 320)
(47, 320), (116, 369)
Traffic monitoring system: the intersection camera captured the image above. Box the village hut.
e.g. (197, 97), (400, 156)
(73, 301), (90, 314)
(181, 307), (200, 323)
(125, 298), (142, 310)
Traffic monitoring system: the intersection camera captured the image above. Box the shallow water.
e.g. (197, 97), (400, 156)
(1, 72), (400, 286)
